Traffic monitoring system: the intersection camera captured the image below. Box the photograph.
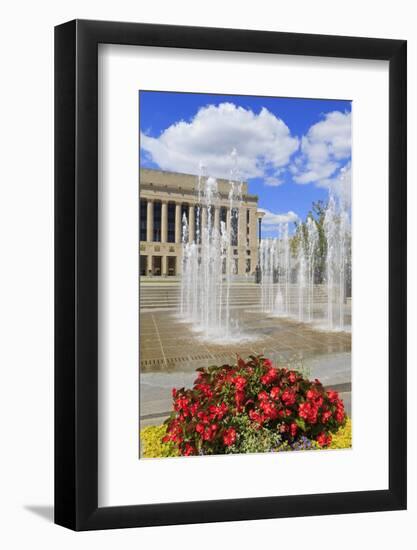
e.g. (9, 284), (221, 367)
(0, 0), (410, 542)
(139, 91), (352, 458)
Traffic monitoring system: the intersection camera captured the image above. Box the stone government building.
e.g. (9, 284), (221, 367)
(139, 168), (262, 277)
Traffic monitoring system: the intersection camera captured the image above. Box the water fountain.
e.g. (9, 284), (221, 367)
(180, 150), (350, 336)
(259, 175), (351, 332)
(179, 151), (244, 341)
(306, 217), (319, 322)
(324, 186), (350, 331)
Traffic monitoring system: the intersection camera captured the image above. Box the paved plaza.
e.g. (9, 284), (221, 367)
(140, 308), (352, 428)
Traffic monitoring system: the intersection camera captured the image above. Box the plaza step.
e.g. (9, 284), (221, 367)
(140, 283), (333, 309)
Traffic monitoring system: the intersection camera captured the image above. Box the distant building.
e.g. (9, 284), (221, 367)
(139, 168), (262, 277)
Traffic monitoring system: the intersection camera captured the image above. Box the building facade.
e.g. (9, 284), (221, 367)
(139, 168), (261, 277)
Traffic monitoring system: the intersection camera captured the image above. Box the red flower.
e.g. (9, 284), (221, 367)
(195, 383), (213, 399)
(260, 399), (278, 420)
(327, 390), (339, 403)
(281, 389), (296, 406)
(298, 401), (318, 424)
(321, 410), (332, 423)
(183, 443), (196, 456)
(235, 389), (245, 411)
(195, 422), (205, 434)
(270, 386), (280, 400)
(209, 402), (228, 420)
(202, 424), (218, 441)
(165, 355), (347, 456)
(232, 376), (247, 391)
(197, 411), (209, 424)
(261, 367), (278, 385)
(223, 427), (236, 446)
(249, 409), (264, 425)
(189, 402), (198, 416)
(306, 388), (319, 401)
(288, 372), (297, 384)
(335, 400), (345, 423)
(317, 432), (332, 448)
(258, 390), (269, 402)
(174, 396), (189, 412)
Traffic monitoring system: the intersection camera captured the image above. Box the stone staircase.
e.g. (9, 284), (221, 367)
(140, 282), (333, 310)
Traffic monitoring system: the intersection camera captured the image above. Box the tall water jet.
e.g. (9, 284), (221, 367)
(323, 175), (350, 331)
(296, 233), (307, 322)
(259, 174), (350, 331)
(272, 222), (292, 317)
(260, 238), (276, 314)
(179, 151), (243, 341)
(306, 217), (319, 322)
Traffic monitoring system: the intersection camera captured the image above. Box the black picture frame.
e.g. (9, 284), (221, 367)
(55, 19), (407, 531)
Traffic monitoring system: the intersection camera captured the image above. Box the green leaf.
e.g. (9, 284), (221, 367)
(295, 418), (307, 432)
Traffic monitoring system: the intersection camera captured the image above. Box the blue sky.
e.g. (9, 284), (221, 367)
(139, 91), (351, 236)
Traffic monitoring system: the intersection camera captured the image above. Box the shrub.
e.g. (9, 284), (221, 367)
(329, 417), (352, 449)
(163, 355), (347, 456)
(140, 418), (351, 459)
(141, 424), (179, 458)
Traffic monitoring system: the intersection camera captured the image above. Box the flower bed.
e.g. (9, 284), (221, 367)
(140, 419), (352, 458)
(142, 355), (349, 457)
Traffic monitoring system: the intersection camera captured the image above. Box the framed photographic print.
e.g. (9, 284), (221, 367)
(55, 19), (407, 530)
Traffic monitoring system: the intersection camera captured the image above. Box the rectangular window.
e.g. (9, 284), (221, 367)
(180, 204), (189, 242)
(181, 203), (188, 224)
(140, 199), (147, 241)
(152, 256), (162, 276)
(167, 256), (176, 276)
(140, 255), (147, 276)
(195, 205), (202, 244)
(167, 202), (175, 243)
(246, 259), (251, 273)
(208, 206), (215, 229)
(231, 207), (238, 246)
(153, 202), (161, 242)
(220, 207), (227, 224)
(220, 207), (227, 234)
(233, 258), (238, 274)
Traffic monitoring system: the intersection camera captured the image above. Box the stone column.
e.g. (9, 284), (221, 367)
(147, 254), (153, 276)
(214, 206), (220, 234)
(238, 206), (246, 246)
(161, 201), (168, 243)
(226, 208), (232, 251)
(175, 202), (182, 243)
(188, 204), (195, 243)
(201, 206), (207, 236)
(162, 255), (167, 277)
(146, 199), (153, 242)
(226, 207), (231, 233)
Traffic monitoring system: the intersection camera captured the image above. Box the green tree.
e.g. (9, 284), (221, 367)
(291, 200), (327, 284)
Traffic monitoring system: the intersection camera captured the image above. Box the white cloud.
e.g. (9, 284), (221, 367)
(141, 102), (299, 181)
(318, 162), (352, 208)
(259, 208), (299, 231)
(264, 176), (283, 187)
(293, 111), (351, 186)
